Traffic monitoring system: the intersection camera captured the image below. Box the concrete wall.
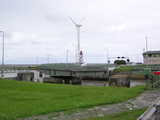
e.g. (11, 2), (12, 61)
(16, 70), (44, 83)
(17, 72), (34, 82)
(143, 57), (160, 64)
(43, 77), (81, 85)
(109, 74), (130, 87)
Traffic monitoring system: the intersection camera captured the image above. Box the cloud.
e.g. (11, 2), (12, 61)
(0, 0), (160, 64)
(110, 24), (127, 32)
(6, 32), (39, 45)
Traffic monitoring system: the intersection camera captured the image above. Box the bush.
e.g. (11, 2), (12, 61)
(114, 60), (126, 65)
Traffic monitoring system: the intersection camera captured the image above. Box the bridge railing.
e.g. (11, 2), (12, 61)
(40, 69), (109, 80)
(137, 97), (160, 120)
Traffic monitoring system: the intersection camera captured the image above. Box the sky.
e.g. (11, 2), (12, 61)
(0, 0), (160, 64)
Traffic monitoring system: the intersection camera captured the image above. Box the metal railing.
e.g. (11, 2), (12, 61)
(137, 97), (160, 120)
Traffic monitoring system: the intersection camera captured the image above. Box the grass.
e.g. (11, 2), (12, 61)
(113, 64), (160, 73)
(113, 66), (134, 73)
(0, 79), (145, 120)
(38, 63), (115, 71)
(84, 108), (146, 120)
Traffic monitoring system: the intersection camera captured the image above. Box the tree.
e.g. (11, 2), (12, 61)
(114, 60), (126, 65)
(127, 59), (130, 63)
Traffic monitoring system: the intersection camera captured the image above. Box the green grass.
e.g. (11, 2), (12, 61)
(113, 66), (134, 72)
(0, 79), (145, 120)
(85, 108), (146, 120)
(38, 63), (115, 71)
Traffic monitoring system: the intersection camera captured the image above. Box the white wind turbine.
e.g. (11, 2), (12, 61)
(69, 17), (83, 64)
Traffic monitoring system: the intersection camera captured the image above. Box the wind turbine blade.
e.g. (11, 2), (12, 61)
(68, 16), (77, 25)
(79, 17), (85, 23)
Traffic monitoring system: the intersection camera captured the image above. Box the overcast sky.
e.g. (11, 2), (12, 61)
(0, 0), (160, 64)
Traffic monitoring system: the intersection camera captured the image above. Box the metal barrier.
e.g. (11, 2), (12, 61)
(137, 97), (160, 120)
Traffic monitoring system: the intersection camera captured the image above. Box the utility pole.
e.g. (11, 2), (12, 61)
(66, 49), (69, 63)
(145, 36), (148, 51)
(0, 31), (4, 77)
(104, 50), (110, 86)
(77, 25), (81, 64)
(107, 54), (110, 81)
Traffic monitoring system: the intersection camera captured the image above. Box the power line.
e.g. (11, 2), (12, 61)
(145, 36), (148, 51)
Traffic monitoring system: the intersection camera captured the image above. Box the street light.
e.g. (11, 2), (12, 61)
(0, 31), (4, 77)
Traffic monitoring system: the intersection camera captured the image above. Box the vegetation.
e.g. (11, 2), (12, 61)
(0, 79), (145, 120)
(113, 66), (134, 72)
(84, 108), (146, 120)
(114, 60), (126, 65)
(38, 63), (115, 70)
(113, 64), (160, 73)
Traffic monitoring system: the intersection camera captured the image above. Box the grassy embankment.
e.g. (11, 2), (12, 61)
(113, 66), (134, 73)
(0, 79), (145, 120)
(84, 108), (146, 120)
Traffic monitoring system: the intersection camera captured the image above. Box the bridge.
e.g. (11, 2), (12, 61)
(39, 68), (109, 84)
(40, 68), (109, 78)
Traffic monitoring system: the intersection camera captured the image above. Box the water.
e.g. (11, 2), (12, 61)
(0, 70), (32, 78)
(3, 73), (17, 78)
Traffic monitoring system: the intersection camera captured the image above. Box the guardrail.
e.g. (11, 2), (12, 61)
(137, 97), (160, 120)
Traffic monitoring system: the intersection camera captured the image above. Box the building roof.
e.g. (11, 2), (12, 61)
(143, 51), (160, 55)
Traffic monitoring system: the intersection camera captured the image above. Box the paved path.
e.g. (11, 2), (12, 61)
(19, 90), (160, 120)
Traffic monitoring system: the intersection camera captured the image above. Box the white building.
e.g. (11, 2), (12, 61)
(143, 51), (160, 64)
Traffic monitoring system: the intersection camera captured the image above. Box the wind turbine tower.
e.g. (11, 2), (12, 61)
(69, 17), (83, 64)
(145, 36), (148, 52)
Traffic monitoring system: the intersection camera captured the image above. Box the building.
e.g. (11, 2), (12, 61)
(143, 51), (160, 64)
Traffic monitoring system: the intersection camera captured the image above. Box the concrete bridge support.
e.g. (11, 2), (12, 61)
(109, 74), (130, 87)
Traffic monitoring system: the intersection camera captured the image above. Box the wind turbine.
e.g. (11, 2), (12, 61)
(69, 17), (83, 64)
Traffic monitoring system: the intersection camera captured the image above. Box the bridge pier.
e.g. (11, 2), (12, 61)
(43, 75), (81, 85)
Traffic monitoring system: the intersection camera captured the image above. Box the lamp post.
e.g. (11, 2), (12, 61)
(0, 31), (4, 77)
